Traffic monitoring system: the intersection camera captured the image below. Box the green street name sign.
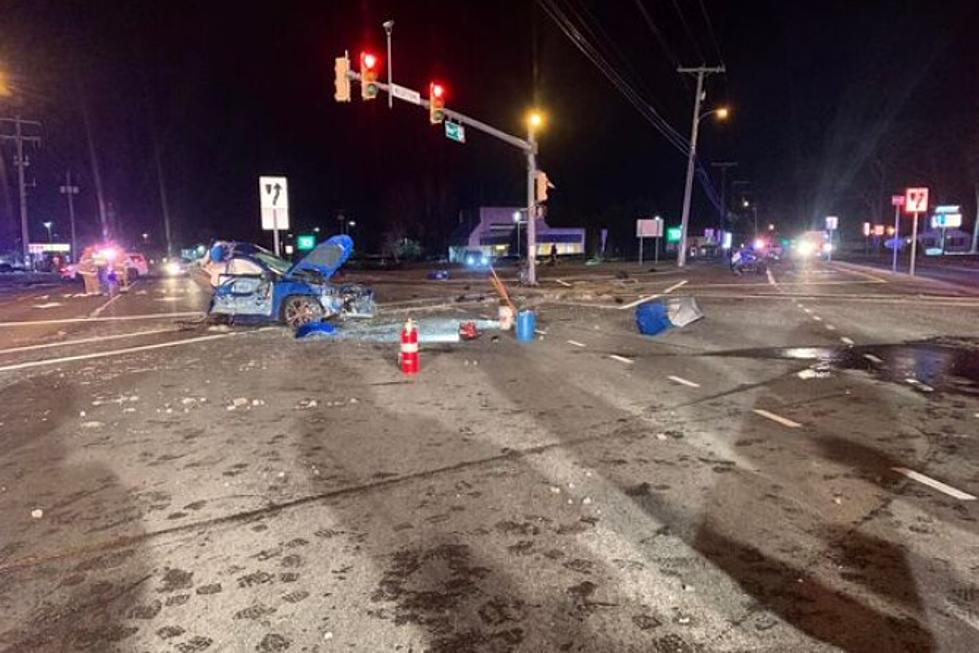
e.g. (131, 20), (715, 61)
(444, 121), (465, 143)
(296, 234), (316, 251)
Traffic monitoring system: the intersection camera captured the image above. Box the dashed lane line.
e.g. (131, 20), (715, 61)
(803, 308), (812, 314)
(554, 279), (573, 287)
(566, 340), (587, 348)
(667, 375), (701, 388)
(608, 354), (634, 365)
(840, 337), (855, 345)
(0, 327), (179, 356)
(752, 409), (802, 429)
(617, 279), (688, 311)
(0, 312), (204, 328)
(892, 467), (976, 501)
(813, 316), (823, 322)
(766, 269), (776, 286)
(0, 331), (260, 373)
(863, 353), (883, 364)
(826, 325), (837, 331)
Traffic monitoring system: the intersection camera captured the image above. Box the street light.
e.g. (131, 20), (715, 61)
(42, 221), (53, 243)
(527, 111), (544, 130)
(383, 19), (394, 110)
(141, 232), (149, 243)
(678, 97), (729, 268)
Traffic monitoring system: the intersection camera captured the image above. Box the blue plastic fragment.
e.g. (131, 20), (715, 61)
(635, 301), (673, 336)
(295, 321), (337, 339)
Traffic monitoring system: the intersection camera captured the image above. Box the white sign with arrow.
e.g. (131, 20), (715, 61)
(259, 175), (289, 256)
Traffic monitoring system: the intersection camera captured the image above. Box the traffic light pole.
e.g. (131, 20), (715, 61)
(346, 70), (538, 282)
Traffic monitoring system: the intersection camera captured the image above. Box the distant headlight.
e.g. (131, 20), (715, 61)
(164, 261), (183, 276)
(796, 241), (814, 257)
(465, 256), (474, 266)
(480, 256), (488, 266)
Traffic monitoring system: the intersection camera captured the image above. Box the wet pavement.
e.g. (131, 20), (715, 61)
(0, 259), (978, 652)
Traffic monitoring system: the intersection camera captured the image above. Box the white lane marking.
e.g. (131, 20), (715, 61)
(840, 337), (855, 345)
(813, 316), (823, 322)
(618, 279), (688, 310)
(608, 354), (634, 364)
(89, 292), (123, 318)
(863, 353), (883, 364)
(766, 269), (776, 286)
(892, 467), (976, 501)
(32, 302), (63, 309)
(534, 329), (547, 336)
(156, 297), (180, 302)
(803, 308), (812, 314)
(826, 325), (837, 331)
(0, 332), (244, 373)
(753, 409), (802, 428)
(667, 375), (700, 388)
(554, 279), (573, 287)
(0, 312), (203, 328)
(0, 328), (179, 356)
(905, 378), (934, 392)
(566, 339), (587, 348)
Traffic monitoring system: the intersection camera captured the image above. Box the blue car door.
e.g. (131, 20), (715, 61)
(210, 257), (274, 319)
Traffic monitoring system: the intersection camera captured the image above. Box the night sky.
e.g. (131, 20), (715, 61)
(1, 0), (977, 255)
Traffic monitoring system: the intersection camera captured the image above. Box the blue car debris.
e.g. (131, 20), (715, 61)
(208, 235), (375, 328)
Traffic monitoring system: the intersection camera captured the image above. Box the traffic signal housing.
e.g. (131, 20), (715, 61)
(334, 55), (351, 102)
(429, 82), (445, 124)
(360, 52), (379, 100)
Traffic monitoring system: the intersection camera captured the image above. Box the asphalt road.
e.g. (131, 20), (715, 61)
(840, 251), (979, 289)
(1, 259), (977, 652)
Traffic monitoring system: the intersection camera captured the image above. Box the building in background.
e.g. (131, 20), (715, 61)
(448, 206), (585, 263)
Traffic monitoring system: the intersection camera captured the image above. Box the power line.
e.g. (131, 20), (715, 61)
(538, 0), (689, 152)
(537, 0), (723, 215)
(670, 0), (705, 63)
(632, 0), (684, 71)
(697, 0), (725, 66)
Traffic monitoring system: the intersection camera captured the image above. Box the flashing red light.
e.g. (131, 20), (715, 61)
(362, 53), (378, 70)
(431, 83), (445, 99)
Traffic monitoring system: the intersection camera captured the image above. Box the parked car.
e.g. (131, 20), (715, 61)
(208, 235), (375, 328)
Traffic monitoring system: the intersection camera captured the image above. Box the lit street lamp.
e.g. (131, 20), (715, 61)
(42, 221), (53, 243)
(677, 97), (729, 268)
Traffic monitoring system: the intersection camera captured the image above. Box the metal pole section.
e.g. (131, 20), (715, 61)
(383, 20), (394, 110)
(350, 72), (532, 152)
(909, 211), (919, 276)
(516, 216), (521, 256)
(655, 236), (659, 265)
(638, 235), (643, 266)
(892, 204), (900, 273)
(14, 116), (28, 262)
(273, 209), (280, 257)
(64, 171), (78, 259)
(526, 130), (537, 285)
(677, 72), (705, 268)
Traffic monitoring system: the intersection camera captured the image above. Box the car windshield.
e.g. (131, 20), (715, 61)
(253, 252), (292, 276)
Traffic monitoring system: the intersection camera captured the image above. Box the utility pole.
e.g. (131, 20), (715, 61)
(677, 66), (725, 268)
(710, 161), (737, 241)
(527, 129), (538, 285)
(0, 116), (41, 262)
(151, 137), (173, 257)
(59, 170), (80, 260)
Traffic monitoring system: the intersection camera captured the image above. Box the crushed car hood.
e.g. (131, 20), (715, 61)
(287, 235), (353, 280)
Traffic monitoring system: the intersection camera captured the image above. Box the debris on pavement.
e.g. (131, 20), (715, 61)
(31, 509), (43, 519)
(635, 296), (704, 336)
(427, 269), (450, 280)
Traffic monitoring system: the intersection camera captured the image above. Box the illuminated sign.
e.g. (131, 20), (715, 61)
(666, 226), (682, 243)
(904, 187), (929, 213)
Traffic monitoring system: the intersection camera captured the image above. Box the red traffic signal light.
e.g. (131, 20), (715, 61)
(429, 81), (446, 124)
(360, 52), (379, 100)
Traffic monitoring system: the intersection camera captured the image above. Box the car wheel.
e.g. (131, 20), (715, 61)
(281, 295), (324, 328)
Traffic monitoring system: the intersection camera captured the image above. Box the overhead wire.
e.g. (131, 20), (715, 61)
(537, 0), (723, 213)
(697, 0), (725, 66)
(670, 0), (705, 63)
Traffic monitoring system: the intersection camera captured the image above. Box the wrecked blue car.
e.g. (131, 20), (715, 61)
(208, 235), (375, 328)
